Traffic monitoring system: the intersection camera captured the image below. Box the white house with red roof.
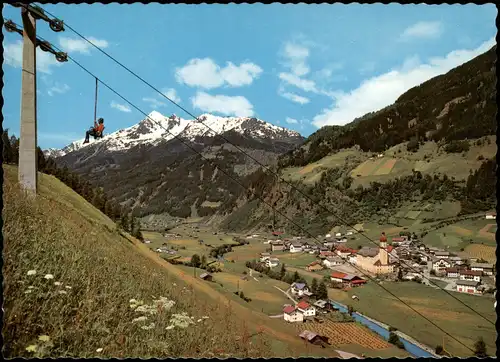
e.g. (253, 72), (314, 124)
(283, 305), (304, 322)
(296, 301), (316, 317)
(459, 270), (482, 282)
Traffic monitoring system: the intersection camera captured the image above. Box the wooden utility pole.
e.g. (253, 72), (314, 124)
(7, 3), (66, 194)
(18, 8), (38, 193)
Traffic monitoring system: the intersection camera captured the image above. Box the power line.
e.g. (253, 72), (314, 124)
(30, 31), (481, 356)
(31, 3), (496, 328)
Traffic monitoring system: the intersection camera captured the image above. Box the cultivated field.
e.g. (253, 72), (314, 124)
(326, 281), (496, 357)
(462, 244), (496, 263)
(293, 321), (391, 350)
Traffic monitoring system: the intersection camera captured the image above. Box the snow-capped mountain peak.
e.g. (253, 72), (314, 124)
(44, 111), (303, 158)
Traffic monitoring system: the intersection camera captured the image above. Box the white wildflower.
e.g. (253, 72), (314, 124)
(28, 286), (35, 289)
(202, 316), (209, 319)
(38, 335), (50, 342)
(58, 290), (68, 295)
(129, 299), (137, 304)
(25, 345), (37, 352)
(141, 323), (155, 330)
(197, 319), (202, 322)
(173, 283), (177, 286)
(132, 316), (148, 323)
(27, 270), (37, 276)
(96, 348), (103, 353)
(165, 325), (175, 330)
(44, 274), (54, 280)
(65, 285), (72, 289)
(24, 289), (32, 294)
(169, 312), (195, 328)
(54, 282), (62, 286)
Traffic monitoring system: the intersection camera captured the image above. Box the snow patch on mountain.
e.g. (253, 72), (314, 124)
(44, 111), (303, 158)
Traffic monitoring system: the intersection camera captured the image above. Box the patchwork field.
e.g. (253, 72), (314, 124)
(326, 282), (496, 357)
(462, 244), (496, 263)
(281, 149), (365, 184)
(293, 321), (392, 350)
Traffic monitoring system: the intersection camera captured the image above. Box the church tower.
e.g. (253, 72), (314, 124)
(379, 232), (389, 265)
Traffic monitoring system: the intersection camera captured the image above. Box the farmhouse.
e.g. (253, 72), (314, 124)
(259, 252), (271, 262)
(470, 263), (494, 276)
(459, 270), (482, 282)
(319, 251), (336, 258)
(335, 246), (358, 258)
(306, 261), (324, 272)
(432, 258), (452, 272)
(199, 273), (213, 281)
(456, 280), (481, 294)
(313, 300), (327, 310)
(330, 272), (367, 287)
(271, 242), (286, 252)
(265, 258), (280, 268)
(283, 306), (304, 323)
(290, 282), (310, 296)
(296, 301), (316, 317)
(418, 254), (429, 262)
(290, 243), (303, 253)
(354, 233), (394, 275)
(449, 256), (464, 265)
(434, 251), (450, 259)
(323, 241), (336, 248)
(298, 330), (329, 346)
(445, 267), (466, 278)
(301, 241), (313, 251)
(323, 256), (343, 269)
(485, 213), (496, 220)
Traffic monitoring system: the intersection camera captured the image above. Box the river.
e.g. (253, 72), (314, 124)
(328, 300), (437, 358)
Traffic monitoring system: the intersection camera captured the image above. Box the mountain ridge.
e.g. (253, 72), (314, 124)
(44, 111), (303, 158)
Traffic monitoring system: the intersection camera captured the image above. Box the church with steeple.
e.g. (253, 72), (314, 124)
(353, 232), (395, 275)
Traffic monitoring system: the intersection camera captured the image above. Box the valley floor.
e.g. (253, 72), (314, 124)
(144, 222), (496, 358)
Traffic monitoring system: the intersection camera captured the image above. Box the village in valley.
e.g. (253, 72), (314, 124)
(141, 211), (496, 357)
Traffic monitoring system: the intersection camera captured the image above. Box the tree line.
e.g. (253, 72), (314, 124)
(2, 131), (143, 240)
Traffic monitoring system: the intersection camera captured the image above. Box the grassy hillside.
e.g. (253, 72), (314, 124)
(2, 165), (339, 358)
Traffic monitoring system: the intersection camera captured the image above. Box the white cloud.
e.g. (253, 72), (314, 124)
(279, 72), (318, 93)
(143, 88), (181, 109)
(58, 36), (109, 54)
(175, 58), (262, 89)
(283, 42), (310, 76)
(280, 92), (310, 105)
(161, 88), (181, 103)
(313, 37), (496, 128)
(191, 92), (254, 117)
(110, 101), (132, 113)
(4, 40), (62, 74)
(278, 39), (337, 101)
(400, 21), (443, 41)
(285, 117), (299, 124)
(47, 83), (70, 96)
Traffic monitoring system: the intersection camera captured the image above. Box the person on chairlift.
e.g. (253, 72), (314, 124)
(83, 117), (105, 144)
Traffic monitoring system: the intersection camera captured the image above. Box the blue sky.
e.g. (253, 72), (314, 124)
(3, 3), (497, 149)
